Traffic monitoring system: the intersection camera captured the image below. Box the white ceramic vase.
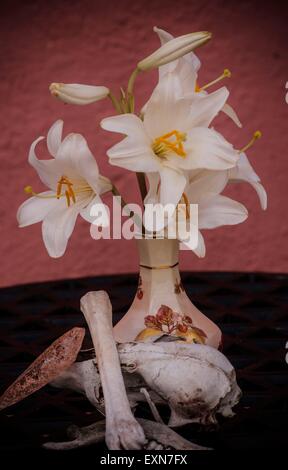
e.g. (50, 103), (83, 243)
(113, 238), (222, 349)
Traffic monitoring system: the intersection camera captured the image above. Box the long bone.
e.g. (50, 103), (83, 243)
(80, 291), (147, 450)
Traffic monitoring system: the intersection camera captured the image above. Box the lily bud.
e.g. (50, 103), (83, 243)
(49, 83), (109, 105)
(137, 31), (212, 71)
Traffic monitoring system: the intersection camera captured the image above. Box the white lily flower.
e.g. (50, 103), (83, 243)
(49, 83), (109, 105)
(145, 170), (248, 257)
(101, 70), (239, 207)
(152, 26), (242, 128)
(228, 152), (267, 210)
(17, 120), (112, 258)
(137, 31), (211, 71)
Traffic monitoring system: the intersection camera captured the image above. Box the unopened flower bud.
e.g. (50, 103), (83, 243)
(138, 31), (212, 71)
(49, 83), (109, 105)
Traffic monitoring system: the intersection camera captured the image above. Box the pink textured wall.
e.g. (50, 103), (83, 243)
(0, 0), (287, 287)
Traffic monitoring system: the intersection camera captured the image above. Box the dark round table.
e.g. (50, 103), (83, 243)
(0, 272), (287, 457)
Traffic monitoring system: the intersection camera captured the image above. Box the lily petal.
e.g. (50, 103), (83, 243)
(28, 137), (61, 190)
(249, 181), (267, 210)
(192, 230), (206, 258)
(198, 194), (248, 229)
(159, 166), (187, 206)
(17, 191), (58, 227)
(174, 127), (239, 170)
(222, 103), (242, 128)
(229, 152), (260, 182)
(80, 194), (109, 226)
(56, 133), (100, 193)
(98, 175), (113, 195)
(47, 120), (64, 157)
(173, 60), (198, 97)
(101, 113), (149, 140)
(42, 201), (79, 258)
(229, 153), (267, 209)
(144, 172), (160, 204)
(187, 87), (229, 128)
(144, 72), (191, 138)
(101, 114), (159, 172)
(186, 170), (228, 202)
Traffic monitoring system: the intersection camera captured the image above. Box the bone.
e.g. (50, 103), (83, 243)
(119, 341), (242, 427)
(52, 338), (241, 429)
(80, 291), (147, 450)
(43, 418), (210, 451)
(140, 387), (164, 424)
(52, 359), (104, 413)
(0, 327), (85, 411)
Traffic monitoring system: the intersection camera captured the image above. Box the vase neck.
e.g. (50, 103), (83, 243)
(136, 238), (179, 269)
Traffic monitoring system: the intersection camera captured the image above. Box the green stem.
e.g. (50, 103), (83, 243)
(127, 67), (140, 96)
(136, 173), (147, 202)
(112, 185), (144, 233)
(108, 92), (122, 113)
(112, 186), (131, 215)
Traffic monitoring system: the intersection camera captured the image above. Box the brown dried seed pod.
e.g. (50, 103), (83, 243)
(0, 327), (85, 411)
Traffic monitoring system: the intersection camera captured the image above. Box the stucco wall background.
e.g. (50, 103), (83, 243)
(0, 0), (287, 288)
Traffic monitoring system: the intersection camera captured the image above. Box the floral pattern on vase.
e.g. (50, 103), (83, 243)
(135, 304), (207, 344)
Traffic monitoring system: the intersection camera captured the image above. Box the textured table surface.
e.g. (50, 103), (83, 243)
(0, 272), (287, 453)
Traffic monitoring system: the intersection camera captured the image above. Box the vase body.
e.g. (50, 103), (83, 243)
(113, 238), (222, 349)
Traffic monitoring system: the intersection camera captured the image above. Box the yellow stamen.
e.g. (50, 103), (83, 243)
(56, 180), (62, 199)
(153, 130), (187, 158)
(239, 130), (262, 153)
(68, 185), (76, 203)
(24, 186), (34, 194)
(65, 190), (71, 207)
(24, 186), (61, 199)
(23, 176), (92, 207)
(197, 68), (231, 92)
(179, 192), (190, 219)
(57, 176), (76, 202)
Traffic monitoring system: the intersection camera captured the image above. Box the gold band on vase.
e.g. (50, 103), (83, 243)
(139, 262), (179, 270)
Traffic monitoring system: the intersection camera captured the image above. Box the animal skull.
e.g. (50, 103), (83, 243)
(119, 341), (241, 426)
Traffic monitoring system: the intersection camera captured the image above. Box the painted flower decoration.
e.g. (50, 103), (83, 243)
(17, 120), (111, 258)
(142, 305), (207, 343)
(101, 70), (239, 207)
